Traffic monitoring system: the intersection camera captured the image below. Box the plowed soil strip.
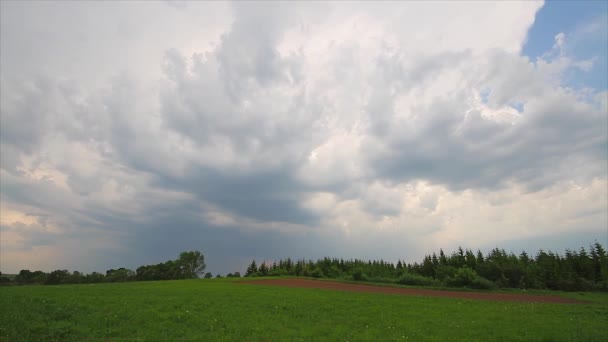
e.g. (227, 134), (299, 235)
(244, 278), (588, 304)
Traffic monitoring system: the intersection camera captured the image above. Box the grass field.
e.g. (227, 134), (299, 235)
(1, 278), (607, 341)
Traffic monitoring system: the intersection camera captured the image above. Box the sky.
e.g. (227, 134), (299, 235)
(1, 0), (607, 276)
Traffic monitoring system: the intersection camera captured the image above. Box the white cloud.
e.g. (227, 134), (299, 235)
(1, 1), (606, 273)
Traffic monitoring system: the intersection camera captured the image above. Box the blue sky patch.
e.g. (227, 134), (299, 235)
(523, 0), (608, 91)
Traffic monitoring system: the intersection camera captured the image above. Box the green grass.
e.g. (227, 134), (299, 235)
(1, 278), (607, 341)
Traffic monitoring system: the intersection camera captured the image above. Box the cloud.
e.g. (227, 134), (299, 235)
(1, 1), (606, 274)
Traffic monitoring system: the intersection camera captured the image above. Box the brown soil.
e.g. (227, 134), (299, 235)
(244, 278), (589, 304)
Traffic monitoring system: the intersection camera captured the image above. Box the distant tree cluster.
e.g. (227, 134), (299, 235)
(1, 251), (206, 286)
(136, 251), (206, 281)
(244, 242), (608, 292)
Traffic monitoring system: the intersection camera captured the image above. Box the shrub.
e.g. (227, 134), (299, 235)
(446, 267), (478, 287)
(366, 276), (396, 284)
(470, 276), (495, 290)
(311, 267), (324, 278)
(327, 265), (342, 279)
(434, 265), (457, 281)
(494, 274), (511, 288)
(270, 268), (288, 276)
(555, 278), (594, 292)
(397, 273), (440, 287)
(596, 280), (608, 292)
(457, 267), (478, 283)
(352, 269), (368, 281)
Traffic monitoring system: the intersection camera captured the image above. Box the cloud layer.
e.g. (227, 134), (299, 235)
(1, 1), (606, 274)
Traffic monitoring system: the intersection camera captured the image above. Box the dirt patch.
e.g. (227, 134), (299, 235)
(244, 278), (589, 304)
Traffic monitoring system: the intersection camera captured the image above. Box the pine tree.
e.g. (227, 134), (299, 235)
(259, 262), (269, 276)
(245, 260), (258, 277)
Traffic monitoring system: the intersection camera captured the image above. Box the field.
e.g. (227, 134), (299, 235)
(1, 278), (607, 341)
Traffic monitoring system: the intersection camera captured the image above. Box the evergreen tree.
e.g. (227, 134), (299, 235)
(245, 260), (258, 277)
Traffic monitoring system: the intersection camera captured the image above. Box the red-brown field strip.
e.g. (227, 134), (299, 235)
(244, 278), (589, 304)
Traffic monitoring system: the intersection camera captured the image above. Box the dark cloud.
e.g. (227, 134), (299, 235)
(157, 166), (318, 224)
(0, 77), (54, 153)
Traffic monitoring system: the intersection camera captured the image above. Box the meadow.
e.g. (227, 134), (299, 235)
(1, 278), (607, 341)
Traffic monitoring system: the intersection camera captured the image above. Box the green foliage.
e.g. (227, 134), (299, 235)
(446, 267), (478, 287)
(45, 270), (71, 285)
(177, 251), (206, 278)
(241, 242), (608, 292)
(2, 251), (206, 287)
(258, 262), (269, 277)
(105, 268), (135, 283)
(311, 267), (324, 278)
(14, 270), (48, 285)
(470, 276), (495, 290)
(245, 260), (258, 277)
(0, 274), (11, 284)
(135, 251), (204, 281)
(434, 264), (457, 281)
(352, 269), (367, 281)
(397, 272), (440, 287)
(4, 242), (608, 293)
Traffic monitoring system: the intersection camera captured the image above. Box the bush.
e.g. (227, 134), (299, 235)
(434, 265), (457, 281)
(596, 280), (608, 292)
(470, 276), (495, 290)
(397, 273), (440, 287)
(555, 278), (594, 292)
(311, 267), (324, 278)
(269, 268), (288, 276)
(443, 268), (495, 290)
(327, 265), (342, 279)
(366, 276), (397, 284)
(352, 269), (368, 281)
(446, 267), (478, 287)
(494, 274), (511, 288)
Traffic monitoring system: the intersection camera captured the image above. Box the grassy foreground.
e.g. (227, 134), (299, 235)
(1, 278), (607, 341)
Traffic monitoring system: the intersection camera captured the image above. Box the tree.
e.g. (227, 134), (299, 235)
(46, 270), (71, 285)
(592, 242), (608, 282)
(245, 260), (258, 277)
(0, 272), (11, 285)
(105, 268), (134, 282)
(70, 271), (84, 284)
(396, 260), (403, 270)
(177, 251), (206, 278)
(85, 272), (105, 283)
(439, 249), (448, 265)
(15, 270), (33, 284)
(259, 262), (269, 276)
(420, 255), (434, 277)
(431, 253), (439, 267)
(465, 249), (477, 269)
(204, 272), (213, 279)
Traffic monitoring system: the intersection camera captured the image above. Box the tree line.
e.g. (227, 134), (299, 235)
(244, 242), (608, 292)
(0, 251), (206, 286)
(4, 243), (607, 291)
